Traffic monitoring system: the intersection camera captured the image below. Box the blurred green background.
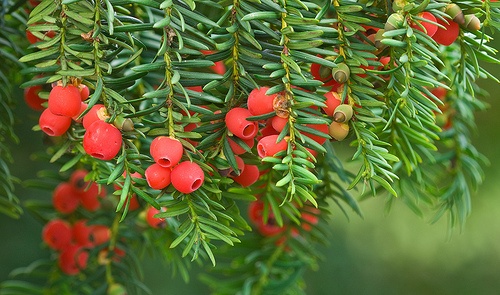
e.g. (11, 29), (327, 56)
(1, 64), (499, 295)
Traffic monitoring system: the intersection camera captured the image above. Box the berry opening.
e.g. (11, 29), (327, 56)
(91, 153), (105, 160)
(242, 124), (256, 137)
(158, 158), (172, 167)
(42, 127), (55, 136)
(191, 178), (202, 191)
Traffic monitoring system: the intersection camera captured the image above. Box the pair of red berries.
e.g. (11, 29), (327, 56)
(53, 169), (105, 214)
(42, 218), (111, 275)
(145, 136), (205, 194)
(38, 84), (89, 136)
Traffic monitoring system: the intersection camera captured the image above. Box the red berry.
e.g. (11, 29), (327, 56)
(24, 85), (45, 111)
(211, 61), (226, 75)
(89, 225), (111, 246)
(145, 207), (167, 229)
(79, 84), (90, 101)
(201, 50), (226, 75)
(79, 182), (103, 212)
(145, 163), (172, 190)
(114, 172), (142, 210)
(58, 245), (89, 275)
(301, 123), (329, 145)
(257, 135), (288, 158)
(225, 108), (258, 140)
(228, 155), (245, 177)
(83, 121), (122, 160)
(39, 108), (72, 136)
(69, 169), (89, 191)
(322, 91), (342, 117)
(42, 219), (72, 251)
(248, 201), (284, 236)
(227, 136), (254, 155)
(48, 85), (82, 117)
(258, 119), (279, 140)
(128, 195), (141, 210)
(72, 102), (88, 123)
(53, 182), (80, 214)
(171, 161), (205, 194)
(26, 27), (55, 44)
(411, 12), (438, 37)
(432, 18), (460, 46)
(431, 87), (448, 101)
(247, 87), (277, 116)
(300, 208), (320, 231)
(26, 30), (38, 44)
(271, 116), (288, 132)
(82, 104), (107, 129)
(233, 164), (259, 187)
(72, 220), (92, 247)
(150, 136), (184, 168)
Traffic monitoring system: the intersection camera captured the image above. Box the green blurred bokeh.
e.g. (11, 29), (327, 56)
(1, 63), (499, 295)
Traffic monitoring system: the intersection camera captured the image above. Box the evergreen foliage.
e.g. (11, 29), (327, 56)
(0, 0), (499, 293)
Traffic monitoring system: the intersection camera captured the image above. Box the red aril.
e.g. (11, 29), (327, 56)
(83, 121), (122, 160)
(48, 85), (82, 117)
(411, 12), (438, 37)
(24, 85), (45, 111)
(42, 219), (72, 251)
(149, 136), (184, 168)
(257, 135), (288, 158)
(145, 163), (172, 190)
(322, 91), (342, 117)
(227, 136), (254, 155)
(39, 108), (72, 136)
(58, 245), (89, 275)
(53, 182), (80, 214)
(171, 161), (205, 194)
(233, 164), (260, 187)
(247, 86), (276, 116)
(82, 104), (107, 129)
(225, 107), (258, 140)
(145, 207), (167, 229)
(432, 18), (460, 46)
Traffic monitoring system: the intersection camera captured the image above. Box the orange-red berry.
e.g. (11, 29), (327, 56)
(171, 161), (204, 194)
(48, 85), (82, 117)
(83, 121), (122, 160)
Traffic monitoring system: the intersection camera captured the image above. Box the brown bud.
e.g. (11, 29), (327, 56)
(445, 4), (465, 26)
(333, 104), (353, 123)
(328, 122), (349, 141)
(273, 93), (290, 119)
(384, 13), (405, 32)
(332, 63), (350, 84)
(464, 14), (481, 31)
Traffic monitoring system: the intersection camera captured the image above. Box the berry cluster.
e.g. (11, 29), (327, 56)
(145, 136), (205, 193)
(41, 169), (114, 275)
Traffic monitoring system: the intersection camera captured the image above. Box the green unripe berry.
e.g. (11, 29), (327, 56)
(332, 63), (350, 84)
(384, 13), (405, 32)
(333, 104), (354, 123)
(464, 14), (481, 31)
(444, 4), (465, 26)
(328, 122), (350, 141)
